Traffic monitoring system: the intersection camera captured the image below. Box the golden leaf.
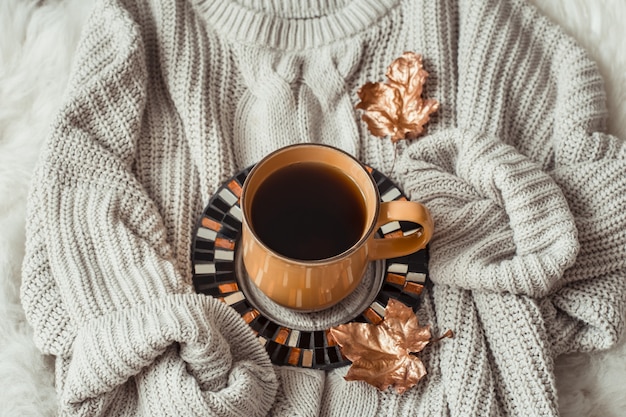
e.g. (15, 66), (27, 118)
(330, 299), (452, 394)
(356, 52), (439, 142)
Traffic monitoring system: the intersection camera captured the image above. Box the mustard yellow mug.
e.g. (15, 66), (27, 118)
(241, 144), (433, 311)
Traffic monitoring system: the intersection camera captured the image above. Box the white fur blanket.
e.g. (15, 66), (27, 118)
(1, 1), (625, 416)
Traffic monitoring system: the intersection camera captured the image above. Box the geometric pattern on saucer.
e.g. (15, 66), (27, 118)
(191, 165), (429, 370)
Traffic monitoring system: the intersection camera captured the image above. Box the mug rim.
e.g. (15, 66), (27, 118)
(241, 143), (381, 265)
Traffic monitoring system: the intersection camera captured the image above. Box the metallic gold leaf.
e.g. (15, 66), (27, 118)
(330, 299), (452, 394)
(356, 52), (439, 142)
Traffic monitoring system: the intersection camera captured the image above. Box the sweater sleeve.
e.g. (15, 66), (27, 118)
(540, 130), (626, 355)
(398, 0), (625, 352)
(20, 0), (277, 415)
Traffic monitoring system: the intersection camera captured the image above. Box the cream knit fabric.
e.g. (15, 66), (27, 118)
(20, 0), (626, 416)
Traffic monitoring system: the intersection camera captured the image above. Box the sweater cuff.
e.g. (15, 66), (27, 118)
(61, 294), (277, 415)
(540, 272), (626, 356)
(397, 128), (579, 296)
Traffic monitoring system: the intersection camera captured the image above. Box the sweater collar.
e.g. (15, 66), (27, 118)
(192, 0), (400, 50)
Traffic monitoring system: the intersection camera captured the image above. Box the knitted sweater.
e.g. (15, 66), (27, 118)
(20, 0), (626, 416)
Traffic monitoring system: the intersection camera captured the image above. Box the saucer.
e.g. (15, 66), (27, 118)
(191, 165), (429, 370)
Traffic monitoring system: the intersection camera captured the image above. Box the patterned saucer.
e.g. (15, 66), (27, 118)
(191, 165), (429, 370)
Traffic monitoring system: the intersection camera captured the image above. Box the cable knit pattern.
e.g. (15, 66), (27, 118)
(233, 41), (362, 167)
(19, 0), (626, 415)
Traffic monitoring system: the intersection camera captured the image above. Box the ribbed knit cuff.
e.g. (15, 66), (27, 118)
(61, 294), (277, 416)
(541, 273), (626, 356)
(398, 128), (579, 296)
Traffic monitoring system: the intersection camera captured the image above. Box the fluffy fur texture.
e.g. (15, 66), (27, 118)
(0, 0), (624, 416)
(0, 2), (91, 416)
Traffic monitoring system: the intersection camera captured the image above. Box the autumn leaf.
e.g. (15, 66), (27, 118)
(356, 52), (439, 143)
(329, 299), (452, 394)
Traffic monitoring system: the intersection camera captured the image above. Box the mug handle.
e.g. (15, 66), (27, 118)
(368, 201), (434, 260)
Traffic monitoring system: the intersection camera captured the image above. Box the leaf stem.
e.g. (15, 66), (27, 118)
(431, 329), (454, 343)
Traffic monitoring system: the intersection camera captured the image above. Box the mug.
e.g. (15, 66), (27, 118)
(240, 143), (433, 311)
